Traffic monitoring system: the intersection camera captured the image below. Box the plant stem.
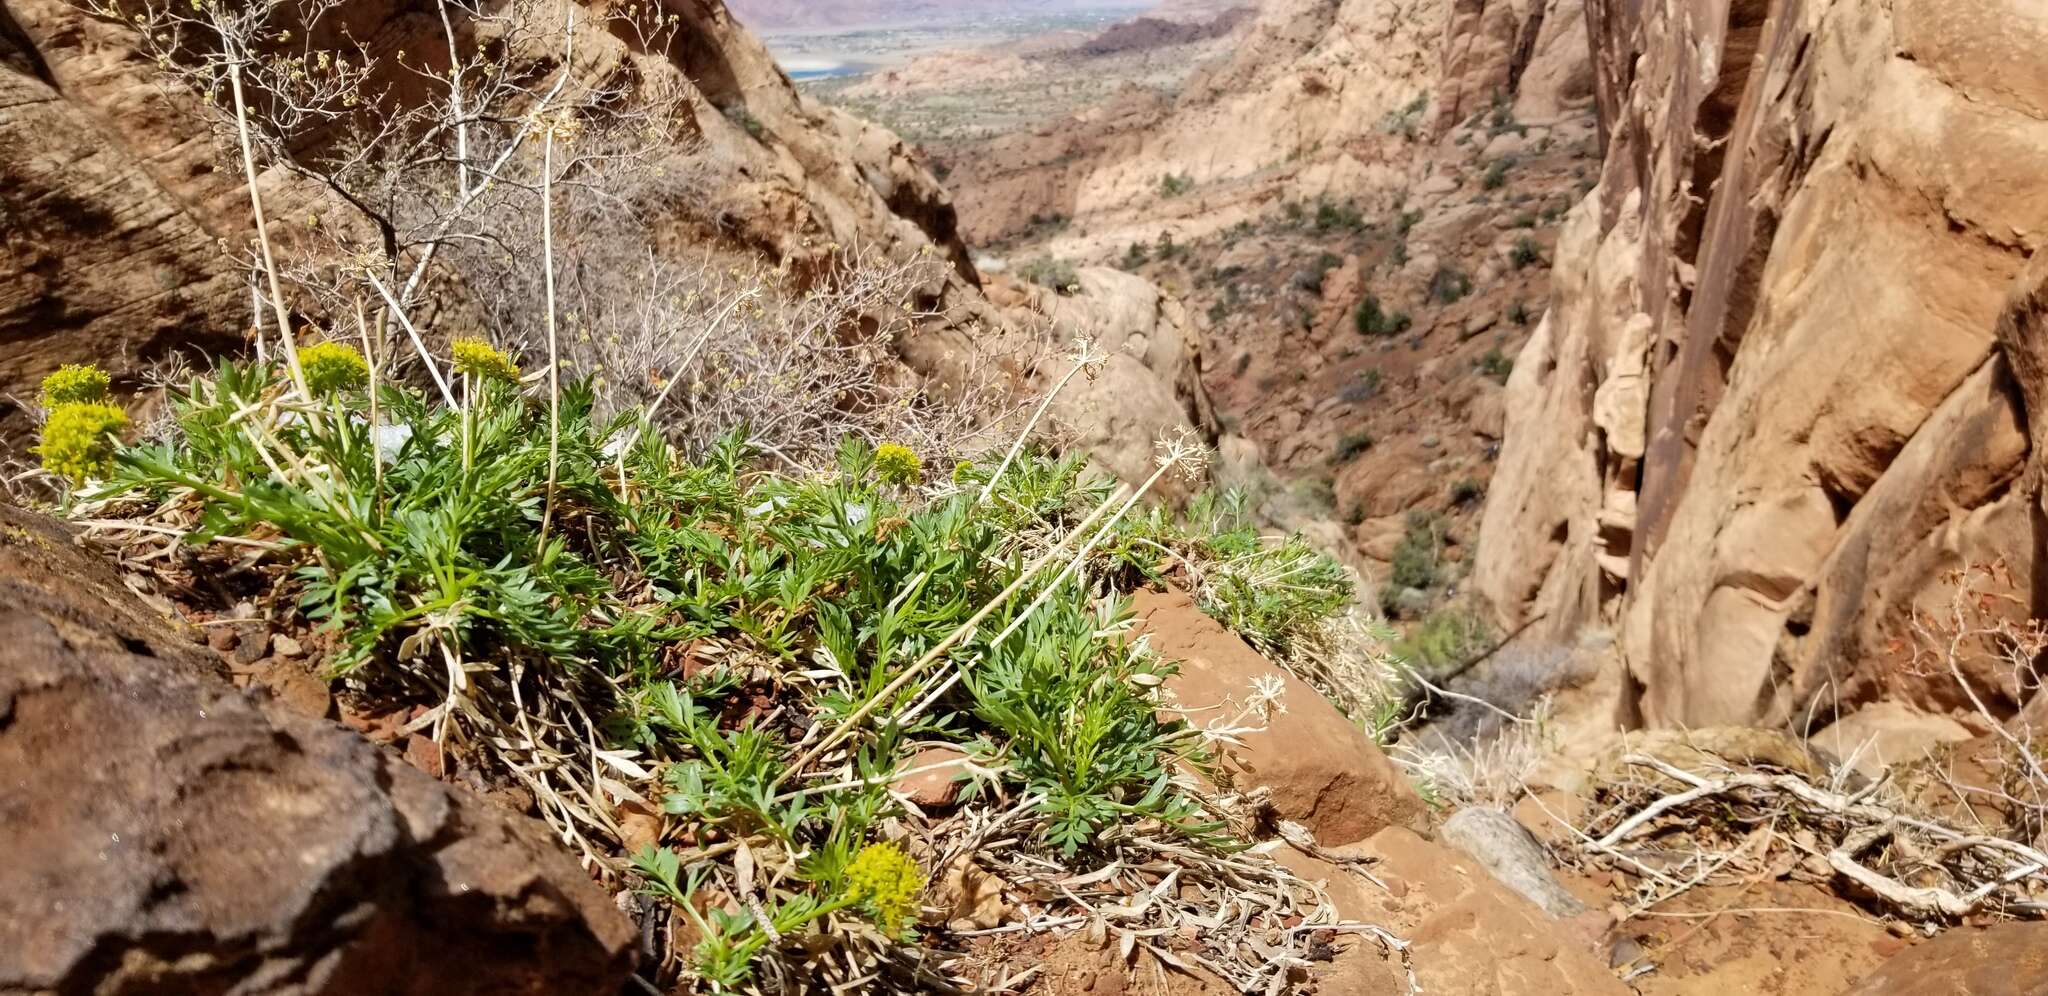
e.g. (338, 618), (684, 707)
(538, 123), (562, 552)
(228, 61), (307, 399)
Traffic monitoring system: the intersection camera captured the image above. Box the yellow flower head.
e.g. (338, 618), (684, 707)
(39, 363), (112, 409)
(451, 337), (521, 383)
(874, 443), (922, 486)
(299, 341), (369, 395)
(36, 402), (129, 484)
(844, 841), (924, 935)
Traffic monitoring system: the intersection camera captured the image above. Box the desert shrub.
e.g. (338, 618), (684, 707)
(1511, 213), (1537, 229)
(1021, 255), (1082, 293)
(1450, 477), (1484, 504)
(1121, 241), (1151, 270)
(1387, 510), (1444, 595)
(1481, 158), (1513, 190)
(1506, 300), (1533, 326)
(1393, 606), (1491, 676)
(1159, 172), (1195, 198)
(1429, 266), (1473, 304)
(1355, 294), (1412, 337)
(1314, 198), (1366, 233)
(723, 104), (767, 140)
(1296, 252), (1344, 293)
(1342, 367), (1384, 403)
(1380, 92), (1429, 138)
(1334, 431), (1375, 463)
(1509, 235), (1542, 269)
(1479, 347), (1514, 383)
(1395, 209), (1424, 236)
(1109, 490), (1353, 660)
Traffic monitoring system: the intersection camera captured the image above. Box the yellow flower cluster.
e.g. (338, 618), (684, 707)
(299, 341), (369, 395)
(38, 363), (112, 409)
(36, 401), (128, 484)
(844, 841), (924, 935)
(451, 337), (521, 383)
(874, 443), (922, 486)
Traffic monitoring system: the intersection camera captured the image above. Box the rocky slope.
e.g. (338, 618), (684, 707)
(0, 0), (1221, 487)
(1472, 0), (2048, 733)
(913, 0), (1600, 608)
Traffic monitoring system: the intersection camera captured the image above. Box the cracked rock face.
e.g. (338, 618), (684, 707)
(0, 503), (637, 995)
(1473, 0), (2048, 729)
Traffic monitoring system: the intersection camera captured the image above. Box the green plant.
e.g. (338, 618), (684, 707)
(56, 349), (1366, 984)
(39, 363), (113, 408)
(1298, 252), (1344, 294)
(1479, 347), (1514, 383)
(1507, 300), (1533, 326)
(1354, 294), (1412, 337)
(1388, 510), (1443, 595)
(1020, 256), (1081, 293)
(1121, 242), (1151, 270)
(1314, 198), (1366, 233)
(300, 341), (369, 395)
(1509, 236), (1542, 269)
(723, 103), (767, 140)
(1429, 266), (1473, 304)
(1393, 607), (1492, 675)
(1355, 368), (1384, 400)
(873, 442), (922, 485)
(1107, 490), (1354, 661)
(1159, 172), (1195, 198)
(35, 400), (128, 484)
(1334, 431), (1374, 462)
(1450, 477), (1484, 504)
(1481, 158), (1511, 191)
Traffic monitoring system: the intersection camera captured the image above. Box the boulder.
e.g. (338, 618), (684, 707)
(1316, 827), (1632, 995)
(0, 505), (637, 995)
(1845, 921), (2048, 996)
(1811, 702), (1980, 777)
(1129, 587), (1430, 846)
(1440, 807), (1589, 920)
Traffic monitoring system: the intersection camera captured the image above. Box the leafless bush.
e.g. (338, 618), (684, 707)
(81, 0), (994, 467)
(1431, 643), (1580, 744)
(1562, 565), (2048, 925)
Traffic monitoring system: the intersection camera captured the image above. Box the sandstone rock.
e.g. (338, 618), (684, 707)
(0, 505), (636, 994)
(1334, 827), (1632, 995)
(893, 745), (973, 810)
(1811, 702), (1979, 778)
(1129, 587), (1429, 846)
(1440, 807), (1589, 920)
(1474, 0), (2048, 730)
(1597, 726), (1830, 787)
(1844, 921), (2048, 996)
(1012, 267), (1220, 500)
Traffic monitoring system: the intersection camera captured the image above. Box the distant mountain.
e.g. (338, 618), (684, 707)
(726, 0), (1153, 30)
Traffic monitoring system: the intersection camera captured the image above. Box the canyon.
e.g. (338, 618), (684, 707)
(3, 0), (2047, 993)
